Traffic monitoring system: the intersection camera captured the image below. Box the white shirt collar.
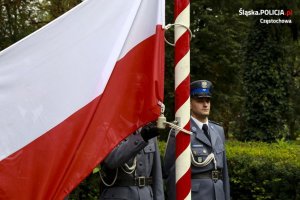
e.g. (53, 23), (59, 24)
(191, 116), (208, 130)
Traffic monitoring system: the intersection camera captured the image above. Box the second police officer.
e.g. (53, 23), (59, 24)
(99, 123), (164, 200)
(164, 80), (230, 200)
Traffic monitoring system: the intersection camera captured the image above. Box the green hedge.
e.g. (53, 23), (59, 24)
(70, 140), (300, 200)
(226, 140), (300, 200)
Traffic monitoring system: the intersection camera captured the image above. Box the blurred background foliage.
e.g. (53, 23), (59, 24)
(1, 0), (300, 199)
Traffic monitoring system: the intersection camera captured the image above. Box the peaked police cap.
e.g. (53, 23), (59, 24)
(190, 80), (213, 98)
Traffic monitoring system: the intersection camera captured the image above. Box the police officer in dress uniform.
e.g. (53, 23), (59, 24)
(164, 80), (230, 200)
(99, 123), (164, 200)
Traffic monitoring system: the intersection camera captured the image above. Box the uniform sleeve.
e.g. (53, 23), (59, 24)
(223, 150), (230, 200)
(219, 127), (230, 200)
(151, 138), (165, 200)
(163, 129), (177, 200)
(163, 129), (176, 178)
(103, 130), (148, 169)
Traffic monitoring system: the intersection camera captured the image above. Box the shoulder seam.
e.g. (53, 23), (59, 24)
(209, 120), (222, 126)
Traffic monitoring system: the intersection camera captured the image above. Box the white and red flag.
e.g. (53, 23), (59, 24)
(0, 0), (165, 199)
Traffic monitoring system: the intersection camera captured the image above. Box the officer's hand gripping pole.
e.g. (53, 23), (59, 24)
(156, 101), (192, 135)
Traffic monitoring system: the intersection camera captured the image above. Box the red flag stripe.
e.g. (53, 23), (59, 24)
(0, 26), (164, 200)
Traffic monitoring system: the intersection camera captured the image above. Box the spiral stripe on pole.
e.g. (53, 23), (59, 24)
(175, 51), (190, 89)
(174, 5), (190, 42)
(174, 0), (190, 199)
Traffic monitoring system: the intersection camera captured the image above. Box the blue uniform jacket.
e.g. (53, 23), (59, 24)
(163, 118), (230, 200)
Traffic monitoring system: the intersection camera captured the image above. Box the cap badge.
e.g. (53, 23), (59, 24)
(201, 81), (208, 88)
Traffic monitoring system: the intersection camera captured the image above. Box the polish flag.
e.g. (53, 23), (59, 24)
(0, 0), (165, 199)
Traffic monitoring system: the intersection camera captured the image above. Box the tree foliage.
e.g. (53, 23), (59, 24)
(1, 0), (40, 49)
(239, 1), (300, 141)
(241, 21), (291, 141)
(189, 0), (249, 138)
(0, 0), (81, 50)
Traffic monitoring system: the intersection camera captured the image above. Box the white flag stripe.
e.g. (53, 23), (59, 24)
(119, 0), (165, 59)
(0, 0), (164, 161)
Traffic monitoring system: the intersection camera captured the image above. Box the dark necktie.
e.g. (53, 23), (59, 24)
(202, 124), (211, 142)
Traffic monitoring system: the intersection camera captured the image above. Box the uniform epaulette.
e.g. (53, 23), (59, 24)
(209, 120), (222, 127)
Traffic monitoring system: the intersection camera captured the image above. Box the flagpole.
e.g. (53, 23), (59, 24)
(174, 0), (191, 199)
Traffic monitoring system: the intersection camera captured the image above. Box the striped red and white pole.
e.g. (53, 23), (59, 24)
(174, 0), (191, 199)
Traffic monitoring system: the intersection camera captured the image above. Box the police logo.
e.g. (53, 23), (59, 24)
(201, 81), (208, 88)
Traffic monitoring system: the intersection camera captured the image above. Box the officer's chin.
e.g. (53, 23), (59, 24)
(199, 113), (209, 119)
(201, 112), (210, 117)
